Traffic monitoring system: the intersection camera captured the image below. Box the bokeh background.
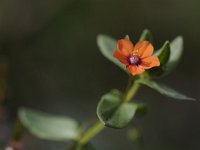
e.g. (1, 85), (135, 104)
(0, 0), (199, 150)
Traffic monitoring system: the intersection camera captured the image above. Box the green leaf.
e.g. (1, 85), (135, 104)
(97, 89), (138, 129)
(147, 41), (170, 77)
(138, 79), (195, 100)
(155, 41), (170, 65)
(166, 36), (184, 74)
(148, 36), (183, 77)
(97, 34), (126, 71)
(18, 108), (81, 141)
(139, 29), (153, 42)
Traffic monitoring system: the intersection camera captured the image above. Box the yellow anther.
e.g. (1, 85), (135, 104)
(133, 49), (138, 54)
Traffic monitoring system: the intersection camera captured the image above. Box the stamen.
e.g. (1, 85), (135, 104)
(133, 49), (138, 54)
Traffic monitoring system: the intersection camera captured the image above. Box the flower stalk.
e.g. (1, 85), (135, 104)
(123, 80), (140, 103)
(77, 121), (104, 146)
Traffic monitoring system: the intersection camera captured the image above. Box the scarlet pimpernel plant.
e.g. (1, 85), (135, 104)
(13, 29), (194, 150)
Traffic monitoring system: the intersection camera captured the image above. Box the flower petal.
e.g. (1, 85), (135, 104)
(113, 50), (129, 65)
(134, 41), (154, 58)
(118, 39), (133, 56)
(127, 65), (144, 76)
(140, 56), (160, 69)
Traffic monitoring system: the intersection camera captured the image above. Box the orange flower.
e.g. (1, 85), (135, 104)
(113, 39), (160, 76)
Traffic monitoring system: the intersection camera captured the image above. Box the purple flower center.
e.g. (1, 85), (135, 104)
(127, 55), (141, 65)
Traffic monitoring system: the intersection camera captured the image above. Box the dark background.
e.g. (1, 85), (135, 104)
(0, 0), (199, 150)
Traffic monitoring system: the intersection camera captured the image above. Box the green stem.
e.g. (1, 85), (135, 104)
(124, 77), (133, 94)
(78, 121), (104, 146)
(123, 80), (141, 103)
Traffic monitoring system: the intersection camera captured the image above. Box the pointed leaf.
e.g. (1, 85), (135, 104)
(18, 108), (81, 141)
(97, 34), (126, 71)
(138, 79), (195, 100)
(97, 89), (138, 129)
(139, 29), (153, 42)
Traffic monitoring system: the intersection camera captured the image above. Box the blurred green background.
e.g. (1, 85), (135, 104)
(0, 0), (199, 150)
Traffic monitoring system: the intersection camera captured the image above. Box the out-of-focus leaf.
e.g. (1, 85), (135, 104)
(139, 29), (153, 42)
(97, 34), (126, 71)
(18, 108), (80, 141)
(166, 36), (184, 74)
(97, 89), (138, 129)
(138, 79), (195, 100)
(127, 127), (143, 144)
